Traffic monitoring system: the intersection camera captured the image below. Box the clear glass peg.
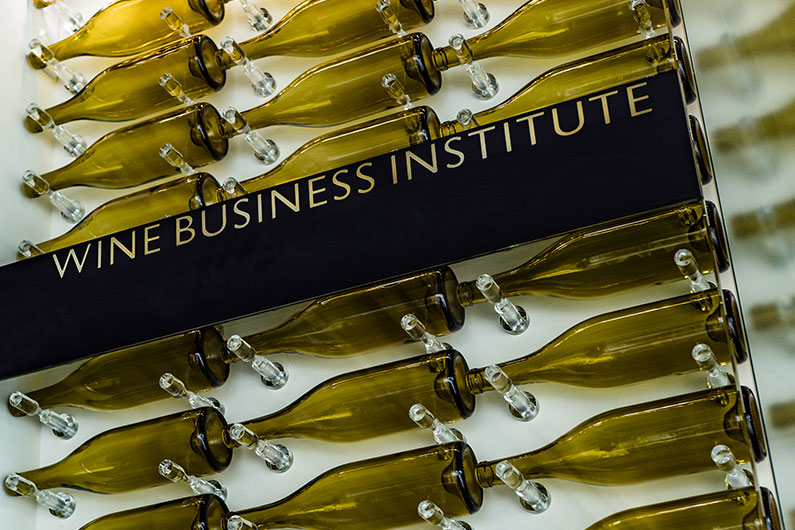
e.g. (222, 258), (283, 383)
(28, 39), (85, 95)
(159, 373), (224, 413)
(159, 73), (196, 106)
(238, 0), (273, 32)
(382, 73), (413, 109)
(227, 515), (259, 530)
(377, 0), (407, 36)
(711, 445), (754, 489)
(483, 365), (538, 421)
(456, 0), (490, 29)
(674, 249), (711, 293)
(26, 104), (86, 156)
(220, 38), (276, 97)
(223, 106), (280, 163)
(4, 474), (76, 519)
(449, 34), (498, 99)
(629, 0), (657, 39)
(8, 391), (79, 439)
(409, 403), (465, 444)
(691, 344), (731, 389)
(18, 240), (45, 258)
(52, 0), (85, 33)
(222, 178), (241, 195)
(456, 109), (479, 130)
(160, 7), (191, 38)
(158, 459), (228, 499)
(418, 500), (472, 530)
(475, 274), (530, 334)
(401, 314), (448, 353)
(159, 144), (197, 175)
(494, 460), (550, 513)
(226, 335), (289, 388)
(227, 423), (294, 472)
(22, 170), (85, 223)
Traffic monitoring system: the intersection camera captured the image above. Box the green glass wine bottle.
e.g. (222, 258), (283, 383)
(712, 99), (795, 152)
(430, 0), (671, 71)
(475, 386), (766, 488)
(27, 0), (226, 68)
(6, 327), (227, 414)
(5, 407), (232, 494)
(24, 35), (226, 130)
(74, 494), (230, 530)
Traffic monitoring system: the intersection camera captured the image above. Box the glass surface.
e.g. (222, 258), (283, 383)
(76, 494), (228, 530)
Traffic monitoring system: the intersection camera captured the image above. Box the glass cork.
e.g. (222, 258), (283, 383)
(495, 460), (550, 513)
(401, 314), (448, 353)
(160, 7), (191, 38)
(159, 144), (197, 175)
(159, 373), (224, 413)
(158, 459), (227, 499)
(22, 171), (85, 223)
(475, 274), (530, 334)
(692, 344), (731, 389)
(159, 73), (196, 106)
(448, 34), (498, 99)
(28, 39), (85, 95)
(220, 37), (276, 97)
(456, 0), (490, 29)
(8, 392), (78, 439)
(418, 500), (472, 530)
(675, 249), (711, 293)
(376, 0), (407, 37)
(4, 474), (76, 519)
(711, 445), (754, 489)
(382, 73), (414, 109)
(237, 0), (273, 32)
(26, 104), (86, 156)
(226, 335), (289, 389)
(409, 403), (465, 444)
(629, 0), (657, 38)
(227, 423), (294, 472)
(483, 365), (538, 421)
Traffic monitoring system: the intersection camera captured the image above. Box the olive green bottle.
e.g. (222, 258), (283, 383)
(5, 407), (232, 494)
(27, 0), (225, 68)
(712, 99), (795, 152)
(430, 0), (670, 71)
(731, 196), (795, 240)
(27, 172), (245, 256)
(75, 494), (230, 530)
(475, 386), (766, 488)
(24, 35), (225, 130)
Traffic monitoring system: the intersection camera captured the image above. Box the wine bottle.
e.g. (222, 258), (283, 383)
(475, 386), (766, 488)
(430, 0), (670, 71)
(6, 407), (232, 495)
(730, 196), (795, 239)
(712, 99), (795, 152)
(6, 327), (227, 414)
(24, 35), (226, 130)
(27, 0), (226, 68)
(76, 494), (230, 530)
(27, 172), (245, 256)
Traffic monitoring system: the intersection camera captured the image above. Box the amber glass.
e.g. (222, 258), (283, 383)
(242, 350), (474, 441)
(713, 99), (795, 152)
(28, 0), (225, 68)
(439, 36), (675, 135)
(584, 487), (781, 530)
(29, 173), (244, 256)
(25, 36), (225, 129)
(431, 0), (669, 70)
(475, 386), (765, 487)
(7, 328), (227, 413)
(76, 494), (228, 530)
(239, 267), (465, 357)
(236, 0), (434, 62)
(29, 103), (228, 192)
(240, 33), (442, 131)
(466, 289), (741, 392)
(6, 407), (232, 494)
(457, 202), (728, 303)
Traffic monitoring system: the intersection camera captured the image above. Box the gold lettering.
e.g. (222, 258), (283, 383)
(332, 169), (351, 200)
(627, 82), (653, 117)
(405, 144), (438, 181)
(233, 198), (251, 229)
(552, 101), (585, 137)
(176, 215), (196, 246)
(356, 162), (375, 194)
(271, 184), (301, 219)
(503, 122), (513, 153)
(257, 192), (264, 223)
(390, 154), (399, 184)
(588, 90), (619, 125)
(308, 176), (328, 207)
(467, 126), (496, 159)
(201, 205), (227, 237)
(110, 233), (135, 265)
(144, 224), (161, 255)
(516, 112), (544, 145)
(53, 244), (91, 278)
(97, 239), (102, 269)
(444, 137), (465, 169)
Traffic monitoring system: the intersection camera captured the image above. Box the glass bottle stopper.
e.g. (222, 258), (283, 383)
(222, 106), (280, 163)
(159, 73), (197, 106)
(159, 143), (197, 175)
(220, 37), (276, 97)
(222, 178), (243, 196)
(22, 170), (85, 223)
(237, 0), (273, 32)
(409, 403), (465, 444)
(50, 0), (85, 33)
(711, 445), (754, 489)
(18, 240), (45, 259)
(26, 104), (87, 157)
(629, 0), (657, 39)
(475, 274), (530, 334)
(674, 249), (711, 293)
(483, 365), (538, 421)
(8, 391), (79, 439)
(160, 7), (191, 38)
(456, 0), (490, 29)
(227, 423), (294, 472)
(159, 373), (224, 413)
(158, 459), (227, 499)
(227, 515), (259, 530)
(691, 344), (731, 389)
(449, 34), (498, 100)
(456, 109), (479, 130)
(376, 0), (407, 36)
(226, 335), (289, 389)
(382, 73), (413, 109)
(417, 500), (472, 530)
(401, 314), (448, 353)
(4, 474), (76, 519)
(28, 39), (85, 95)
(494, 460), (550, 513)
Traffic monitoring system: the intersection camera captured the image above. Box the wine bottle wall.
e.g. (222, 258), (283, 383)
(0, 1), (785, 530)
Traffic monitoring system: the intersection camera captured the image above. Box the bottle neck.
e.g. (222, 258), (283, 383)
(455, 281), (485, 307)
